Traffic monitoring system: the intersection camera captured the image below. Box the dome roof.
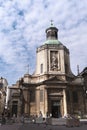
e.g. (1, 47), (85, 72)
(44, 39), (62, 45)
(45, 25), (58, 33)
(46, 20), (58, 32)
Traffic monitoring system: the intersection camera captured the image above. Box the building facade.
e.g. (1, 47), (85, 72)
(8, 24), (87, 118)
(0, 77), (8, 115)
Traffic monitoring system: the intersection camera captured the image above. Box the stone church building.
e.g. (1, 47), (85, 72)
(8, 23), (87, 118)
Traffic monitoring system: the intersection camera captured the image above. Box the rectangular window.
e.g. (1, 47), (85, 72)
(65, 64), (68, 73)
(40, 64), (43, 73)
(72, 91), (78, 103)
(40, 90), (43, 102)
(66, 90), (70, 102)
(30, 90), (35, 102)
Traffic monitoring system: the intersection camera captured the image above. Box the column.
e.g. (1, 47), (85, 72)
(44, 88), (48, 117)
(63, 89), (67, 116)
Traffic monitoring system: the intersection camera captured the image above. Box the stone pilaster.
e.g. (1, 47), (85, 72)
(44, 88), (48, 117)
(63, 89), (67, 116)
(23, 89), (30, 114)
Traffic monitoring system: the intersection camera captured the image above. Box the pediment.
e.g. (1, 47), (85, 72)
(43, 76), (67, 84)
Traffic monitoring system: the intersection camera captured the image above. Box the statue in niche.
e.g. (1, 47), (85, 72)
(51, 53), (58, 70)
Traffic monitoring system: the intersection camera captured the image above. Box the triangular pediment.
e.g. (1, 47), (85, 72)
(43, 76), (67, 84)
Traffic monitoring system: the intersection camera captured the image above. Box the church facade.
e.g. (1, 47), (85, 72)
(8, 24), (87, 118)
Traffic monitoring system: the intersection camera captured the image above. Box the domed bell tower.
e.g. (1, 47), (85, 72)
(34, 22), (72, 80)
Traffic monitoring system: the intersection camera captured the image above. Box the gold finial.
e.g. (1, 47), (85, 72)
(51, 20), (53, 26)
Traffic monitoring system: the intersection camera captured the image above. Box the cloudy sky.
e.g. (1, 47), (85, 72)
(0, 0), (87, 85)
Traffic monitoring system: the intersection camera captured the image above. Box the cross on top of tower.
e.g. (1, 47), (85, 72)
(50, 20), (54, 26)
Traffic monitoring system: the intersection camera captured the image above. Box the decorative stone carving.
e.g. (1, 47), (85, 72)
(50, 51), (58, 71)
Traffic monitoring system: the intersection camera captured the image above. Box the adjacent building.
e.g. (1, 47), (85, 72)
(0, 77), (8, 115)
(8, 24), (87, 118)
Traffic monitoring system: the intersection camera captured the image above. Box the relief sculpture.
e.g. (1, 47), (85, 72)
(51, 52), (58, 70)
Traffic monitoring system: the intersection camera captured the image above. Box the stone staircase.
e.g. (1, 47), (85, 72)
(46, 118), (66, 125)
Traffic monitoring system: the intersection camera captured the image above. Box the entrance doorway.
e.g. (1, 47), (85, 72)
(51, 100), (61, 118)
(12, 101), (18, 117)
